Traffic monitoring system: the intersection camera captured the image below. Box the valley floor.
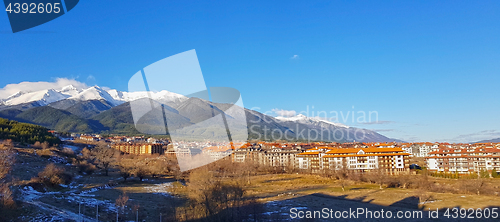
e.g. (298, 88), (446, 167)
(6, 145), (500, 221)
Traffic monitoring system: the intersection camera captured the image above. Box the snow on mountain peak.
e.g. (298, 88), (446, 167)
(6, 91), (27, 99)
(58, 85), (82, 96)
(107, 89), (188, 104)
(68, 86), (122, 106)
(1, 84), (188, 107)
(2, 89), (70, 106)
(275, 114), (349, 128)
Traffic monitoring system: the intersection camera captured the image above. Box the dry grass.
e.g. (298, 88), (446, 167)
(242, 173), (500, 209)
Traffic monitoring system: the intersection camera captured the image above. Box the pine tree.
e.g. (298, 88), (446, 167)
(492, 168), (500, 178)
(479, 169), (490, 178)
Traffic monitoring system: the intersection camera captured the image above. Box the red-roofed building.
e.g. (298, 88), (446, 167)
(297, 147), (410, 173)
(426, 144), (500, 174)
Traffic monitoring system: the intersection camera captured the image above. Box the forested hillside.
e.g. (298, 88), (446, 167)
(0, 118), (60, 145)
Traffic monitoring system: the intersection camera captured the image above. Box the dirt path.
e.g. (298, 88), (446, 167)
(25, 200), (98, 222)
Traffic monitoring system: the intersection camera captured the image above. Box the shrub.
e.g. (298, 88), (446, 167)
(37, 163), (72, 187)
(61, 148), (75, 157)
(0, 184), (15, 209)
(38, 148), (53, 157)
(458, 179), (495, 195)
(76, 161), (96, 175)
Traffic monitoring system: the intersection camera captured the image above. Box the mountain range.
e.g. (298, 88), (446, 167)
(0, 85), (400, 142)
(475, 138), (500, 143)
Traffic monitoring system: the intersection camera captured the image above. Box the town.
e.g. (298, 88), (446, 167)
(69, 133), (500, 176)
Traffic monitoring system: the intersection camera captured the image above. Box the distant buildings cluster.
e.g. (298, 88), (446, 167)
(232, 142), (410, 174)
(56, 132), (500, 174)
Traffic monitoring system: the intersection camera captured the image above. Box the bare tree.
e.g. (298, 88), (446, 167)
(81, 148), (92, 160)
(149, 158), (169, 178)
(134, 165), (149, 182)
(92, 142), (119, 176)
(115, 193), (129, 209)
(0, 143), (15, 209)
(0, 145), (14, 182)
(120, 170), (131, 182)
(0, 185), (15, 209)
(366, 169), (388, 189)
(115, 192), (129, 220)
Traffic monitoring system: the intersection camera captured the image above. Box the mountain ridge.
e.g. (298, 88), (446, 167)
(0, 84), (401, 142)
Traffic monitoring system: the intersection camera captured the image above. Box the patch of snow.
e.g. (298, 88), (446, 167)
(276, 114), (350, 128)
(48, 156), (67, 164)
(63, 144), (80, 152)
(108, 89), (188, 104)
(3, 89), (70, 106)
(143, 182), (173, 197)
(67, 86), (123, 106)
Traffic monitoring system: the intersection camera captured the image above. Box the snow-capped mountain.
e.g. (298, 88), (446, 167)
(0, 82), (401, 142)
(274, 114), (399, 142)
(107, 89), (187, 105)
(1, 89), (70, 106)
(59, 85), (82, 97)
(276, 114), (349, 128)
(67, 86), (122, 106)
(0, 84), (189, 107)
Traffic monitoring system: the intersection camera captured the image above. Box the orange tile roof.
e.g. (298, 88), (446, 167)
(325, 147), (404, 154)
(323, 153), (410, 158)
(297, 152), (320, 155)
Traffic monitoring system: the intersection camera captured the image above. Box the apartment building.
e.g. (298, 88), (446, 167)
(111, 143), (164, 155)
(411, 143), (433, 157)
(202, 146), (233, 161)
(258, 146), (302, 168)
(296, 147), (410, 173)
(296, 147), (331, 170)
(164, 144), (192, 158)
(426, 143), (500, 173)
(323, 147), (410, 173)
(232, 143), (260, 163)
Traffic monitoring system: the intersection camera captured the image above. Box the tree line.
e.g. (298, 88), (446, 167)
(0, 118), (60, 145)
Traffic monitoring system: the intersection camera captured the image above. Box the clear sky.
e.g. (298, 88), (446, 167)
(1, 0), (499, 142)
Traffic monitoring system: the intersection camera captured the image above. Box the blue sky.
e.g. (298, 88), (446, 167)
(1, 0), (499, 142)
